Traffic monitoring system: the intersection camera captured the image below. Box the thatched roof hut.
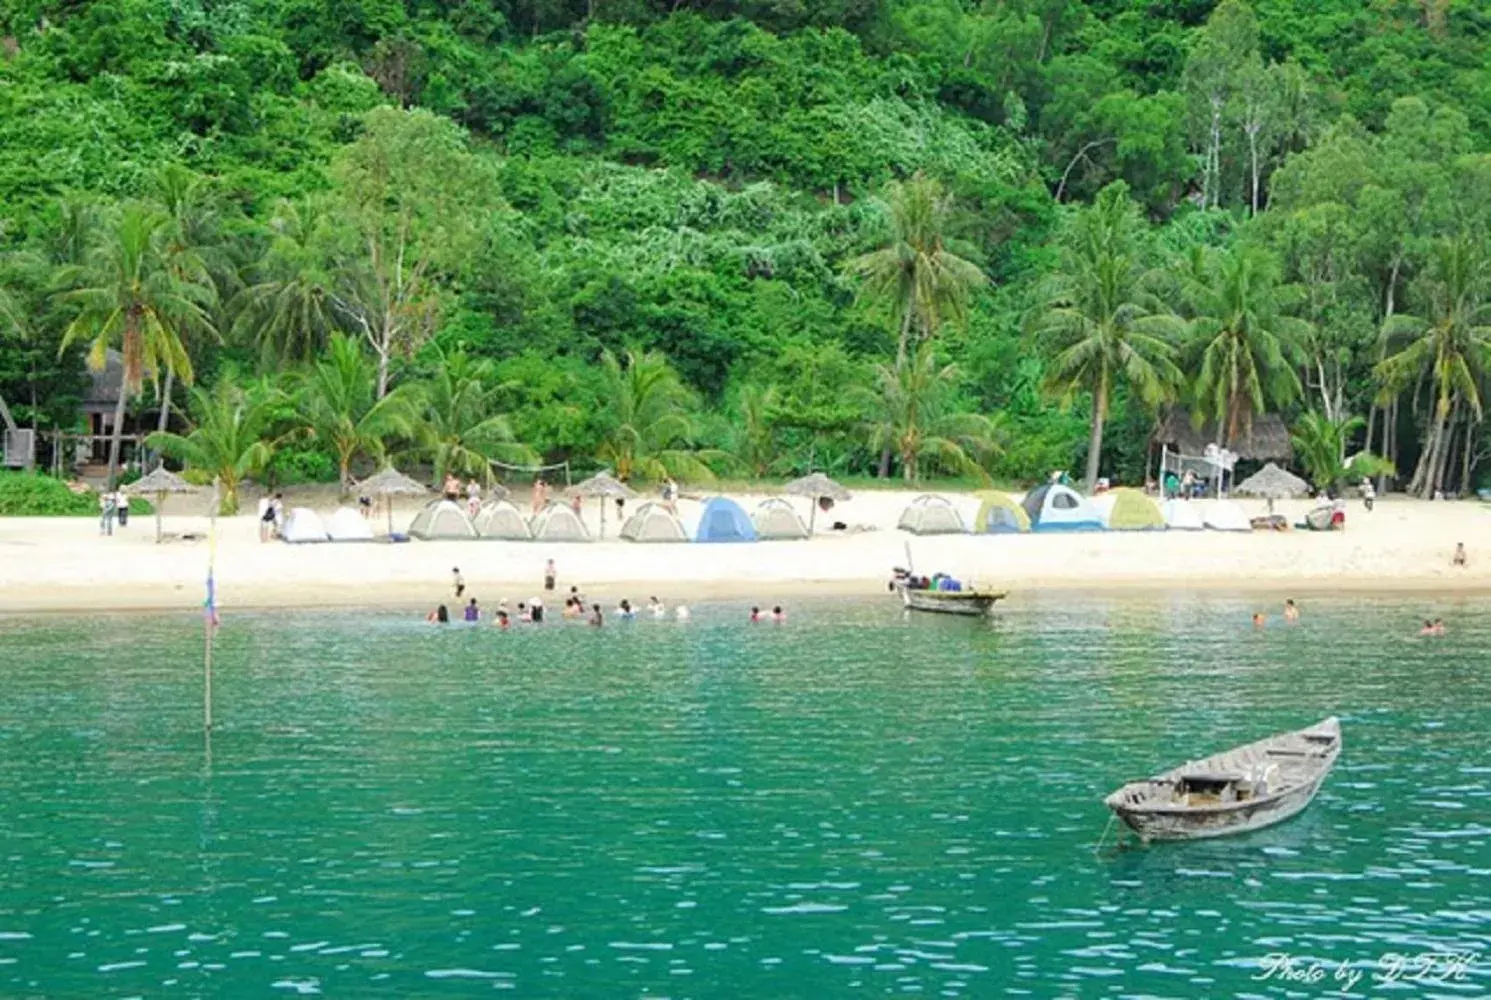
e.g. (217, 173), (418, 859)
(1152, 408), (1291, 461)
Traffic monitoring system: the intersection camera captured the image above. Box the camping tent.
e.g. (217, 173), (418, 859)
(530, 503), (591, 542)
(898, 495), (967, 535)
(694, 497), (757, 543)
(325, 506), (375, 541)
(752, 498), (810, 540)
(1022, 483), (1104, 532)
(281, 507), (330, 544)
(974, 491), (1030, 533)
(1204, 499), (1251, 532)
(409, 499), (479, 541)
(1160, 498), (1205, 530)
(1092, 488), (1164, 531)
(474, 499), (531, 540)
(620, 502), (687, 543)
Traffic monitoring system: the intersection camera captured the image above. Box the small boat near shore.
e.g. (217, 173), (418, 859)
(1104, 717), (1341, 842)
(897, 584), (1005, 616)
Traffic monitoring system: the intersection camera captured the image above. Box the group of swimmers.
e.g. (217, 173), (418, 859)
(429, 587), (692, 629)
(1250, 598), (1447, 636)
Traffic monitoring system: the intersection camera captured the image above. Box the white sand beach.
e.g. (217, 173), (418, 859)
(0, 489), (1487, 614)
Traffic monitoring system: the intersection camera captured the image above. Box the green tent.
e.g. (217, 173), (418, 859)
(1099, 488), (1165, 530)
(974, 491), (1030, 533)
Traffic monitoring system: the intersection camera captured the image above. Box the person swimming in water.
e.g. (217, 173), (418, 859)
(1252, 612), (1265, 627)
(1283, 599), (1299, 623)
(1419, 618), (1436, 636)
(495, 610), (510, 630)
(618, 599), (636, 620)
(648, 596), (666, 618)
(772, 605), (786, 623)
(589, 603), (604, 627)
(675, 605), (690, 621)
(463, 598), (480, 622)
(749, 606), (761, 623)
(517, 601), (531, 623)
(427, 604), (449, 623)
(1432, 617), (1446, 635)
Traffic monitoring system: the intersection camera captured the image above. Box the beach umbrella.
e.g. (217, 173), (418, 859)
(783, 472), (851, 533)
(1235, 462), (1310, 514)
(124, 466), (200, 543)
(354, 466), (431, 536)
(568, 471), (637, 538)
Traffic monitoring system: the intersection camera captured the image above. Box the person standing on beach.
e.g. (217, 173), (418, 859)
(661, 477), (678, 514)
(258, 495), (275, 542)
(1361, 478), (1375, 512)
(1453, 542), (1467, 567)
(466, 478), (481, 518)
(452, 567), (465, 599)
(99, 489), (116, 536)
(544, 559), (557, 593)
(531, 476), (547, 514)
(115, 489), (129, 528)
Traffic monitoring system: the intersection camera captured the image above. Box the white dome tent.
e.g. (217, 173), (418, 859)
(620, 502), (688, 543)
(325, 506), (374, 542)
(281, 507), (330, 544)
(1161, 499), (1205, 531)
(474, 499), (531, 540)
(530, 503), (592, 542)
(897, 494), (967, 535)
(408, 499), (479, 541)
(752, 498), (810, 540)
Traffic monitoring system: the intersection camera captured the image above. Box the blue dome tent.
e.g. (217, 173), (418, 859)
(1021, 483), (1104, 532)
(694, 497), (757, 543)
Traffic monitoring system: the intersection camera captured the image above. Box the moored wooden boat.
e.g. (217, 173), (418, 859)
(897, 584), (1004, 616)
(1104, 717), (1341, 842)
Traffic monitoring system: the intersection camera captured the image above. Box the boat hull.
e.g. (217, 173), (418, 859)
(1109, 769), (1330, 841)
(898, 587), (1003, 616)
(1104, 717), (1340, 842)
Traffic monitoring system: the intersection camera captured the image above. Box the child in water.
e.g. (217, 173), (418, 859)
(1252, 612), (1265, 627)
(772, 605), (786, 623)
(427, 604), (450, 623)
(589, 603), (604, 627)
(495, 610), (510, 630)
(648, 596), (666, 618)
(1283, 599), (1299, 623)
(749, 606), (761, 623)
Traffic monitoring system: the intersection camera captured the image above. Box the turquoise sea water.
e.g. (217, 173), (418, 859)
(0, 594), (1487, 997)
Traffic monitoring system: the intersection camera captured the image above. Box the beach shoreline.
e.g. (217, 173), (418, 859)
(2, 489), (1487, 616)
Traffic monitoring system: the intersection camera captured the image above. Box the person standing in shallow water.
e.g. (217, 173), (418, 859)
(589, 603), (604, 627)
(452, 567), (465, 599)
(464, 598), (480, 622)
(544, 559), (557, 593)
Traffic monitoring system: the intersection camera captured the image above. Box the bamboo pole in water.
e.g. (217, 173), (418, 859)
(204, 481), (219, 731)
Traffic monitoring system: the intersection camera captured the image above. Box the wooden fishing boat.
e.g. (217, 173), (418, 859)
(897, 584), (1005, 616)
(1104, 717), (1341, 842)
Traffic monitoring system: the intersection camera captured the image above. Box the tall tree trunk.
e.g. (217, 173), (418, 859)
(1432, 403), (1458, 496)
(1408, 408), (1436, 496)
(1460, 416), (1476, 496)
(151, 368), (174, 470)
(1248, 129), (1261, 216)
(105, 389), (128, 488)
(879, 309), (917, 479)
(1375, 257), (1402, 495)
(1083, 369), (1108, 493)
(0, 391), (15, 433)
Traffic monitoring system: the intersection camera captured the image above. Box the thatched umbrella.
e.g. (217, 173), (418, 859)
(568, 471), (637, 538)
(1235, 462), (1310, 513)
(354, 466), (431, 536)
(783, 472), (851, 533)
(124, 466), (201, 543)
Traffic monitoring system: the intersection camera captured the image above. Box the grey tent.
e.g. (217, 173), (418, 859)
(752, 497), (810, 540)
(474, 499), (531, 540)
(124, 466), (200, 543)
(897, 494), (967, 535)
(620, 502), (687, 542)
(530, 503), (592, 542)
(408, 499), (479, 540)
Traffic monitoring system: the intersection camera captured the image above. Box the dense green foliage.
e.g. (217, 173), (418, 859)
(0, 470), (157, 516)
(2, 0), (1490, 496)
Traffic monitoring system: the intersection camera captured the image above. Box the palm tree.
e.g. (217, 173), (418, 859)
(845, 173), (988, 476)
(417, 346), (536, 483)
(729, 382), (780, 479)
(1376, 238), (1491, 497)
(594, 349), (718, 484)
(146, 379), (280, 515)
(1028, 182), (1185, 492)
(57, 203), (217, 487)
(1290, 411), (1395, 491)
(151, 164), (234, 439)
(859, 343), (1002, 483)
(231, 199), (343, 368)
(1181, 244), (1310, 447)
(297, 334), (422, 489)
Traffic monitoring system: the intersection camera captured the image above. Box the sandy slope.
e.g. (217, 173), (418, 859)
(0, 489), (1487, 614)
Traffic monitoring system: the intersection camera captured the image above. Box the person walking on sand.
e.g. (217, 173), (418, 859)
(569, 491), (583, 518)
(258, 494), (275, 542)
(531, 476), (548, 514)
(661, 476), (678, 514)
(452, 567), (466, 599)
(1361, 478), (1375, 512)
(1453, 542), (1467, 567)
(99, 488), (116, 536)
(544, 559), (557, 593)
(115, 489), (129, 528)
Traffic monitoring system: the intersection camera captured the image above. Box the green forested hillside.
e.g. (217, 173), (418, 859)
(1, 0), (1489, 503)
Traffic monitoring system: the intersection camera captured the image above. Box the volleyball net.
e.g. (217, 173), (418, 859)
(488, 457), (573, 487)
